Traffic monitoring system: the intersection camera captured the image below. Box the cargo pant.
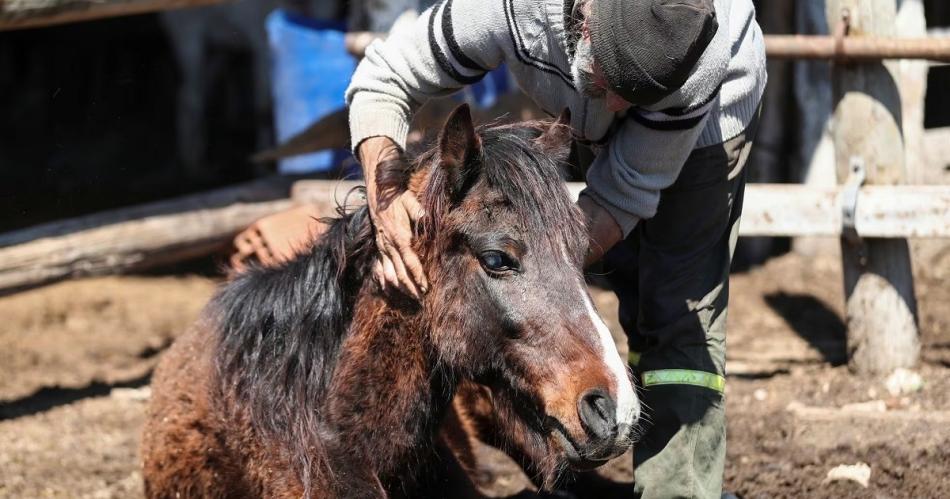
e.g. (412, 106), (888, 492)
(601, 114), (759, 499)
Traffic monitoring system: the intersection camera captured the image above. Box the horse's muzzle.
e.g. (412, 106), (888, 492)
(547, 388), (636, 470)
(578, 388), (634, 459)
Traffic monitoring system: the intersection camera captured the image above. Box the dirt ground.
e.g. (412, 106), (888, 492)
(1, 244), (948, 498)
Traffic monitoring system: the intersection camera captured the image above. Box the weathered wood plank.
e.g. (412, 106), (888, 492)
(740, 185), (950, 238)
(293, 181), (950, 238)
(1, 178), (946, 296)
(788, 402), (950, 451)
(0, 177), (294, 294)
(0, 0), (225, 31)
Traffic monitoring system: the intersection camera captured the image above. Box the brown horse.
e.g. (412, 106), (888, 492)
(141, 105), (639, 498)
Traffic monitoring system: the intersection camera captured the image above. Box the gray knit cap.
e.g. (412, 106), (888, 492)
(589, 0), (718, 105)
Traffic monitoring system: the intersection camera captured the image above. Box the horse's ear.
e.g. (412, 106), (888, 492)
(535, 108), (572, 164)
(439, 104), (482, 202)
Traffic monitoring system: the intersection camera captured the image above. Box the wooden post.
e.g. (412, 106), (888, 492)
(792, 0), (837, 257)
(896, 0), (928, 185)
(742, 0), (795, 264)
(826, 0), (920, 374)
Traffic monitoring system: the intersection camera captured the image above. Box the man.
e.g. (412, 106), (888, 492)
(322, 0), (763, 496)
(346, 0), (764, 495)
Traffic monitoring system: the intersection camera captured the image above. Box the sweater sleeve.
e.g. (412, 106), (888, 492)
(580, 102), (714, 236)
(580, 2), (732, 237)
(345, 0), (507, 152)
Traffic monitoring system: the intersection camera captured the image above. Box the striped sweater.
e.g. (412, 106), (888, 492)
(346, 0), (767, 235)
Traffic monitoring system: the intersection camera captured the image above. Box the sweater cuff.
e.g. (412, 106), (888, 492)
(348, 102), (412, 154)
(579, 188), (641, 238)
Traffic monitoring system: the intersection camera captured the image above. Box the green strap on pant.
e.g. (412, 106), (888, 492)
(641, 369), (726, 393)
(629, 351), (726, 392)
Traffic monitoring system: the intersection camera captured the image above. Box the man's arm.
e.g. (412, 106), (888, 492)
(346, 0), (507, 152)
(357, 136), (428, 298)
(578, 194), (622, 268)
(580, 104), (716, 240)
(346, 0), (508, 296)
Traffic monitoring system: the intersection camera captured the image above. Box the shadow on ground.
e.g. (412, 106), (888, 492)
(764, 291), (847, 365)
(0, 373), (151, 421)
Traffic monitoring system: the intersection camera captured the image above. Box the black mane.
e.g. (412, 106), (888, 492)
(212, 201), (375, 481)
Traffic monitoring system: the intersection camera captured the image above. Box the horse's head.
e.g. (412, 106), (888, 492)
(407, 105), (639, 481)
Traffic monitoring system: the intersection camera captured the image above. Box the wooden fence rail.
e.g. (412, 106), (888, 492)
(293, 181), (950, 238)
(0, 0), (224, 31)
(0, 177), (294, 295)
(1, 180), (947, 295)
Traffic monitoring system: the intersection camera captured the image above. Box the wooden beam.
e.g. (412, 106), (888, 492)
(251, 93), (546, 164)
(764, 34), (950, 61)
(291, 179), (364, 206)
(0, 177), (294, 295)
(2, 177), (945, 296)
(827, 0), (920, 374)
(740, 184), (950, 238)
(0, 0), (225, 31)
(252, 108), (350, 164)
(291, 181), (950, 238)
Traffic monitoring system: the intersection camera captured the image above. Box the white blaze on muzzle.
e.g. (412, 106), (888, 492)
(581, 289), (639, 429)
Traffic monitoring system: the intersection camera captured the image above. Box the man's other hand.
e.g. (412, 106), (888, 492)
(578, 194), (624, 268)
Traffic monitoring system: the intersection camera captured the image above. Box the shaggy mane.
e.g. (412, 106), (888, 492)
(212, 200), (376, 486)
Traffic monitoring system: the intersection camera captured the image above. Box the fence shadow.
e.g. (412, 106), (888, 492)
(763, 291), (847, 366)
(0, 372), (151, 421)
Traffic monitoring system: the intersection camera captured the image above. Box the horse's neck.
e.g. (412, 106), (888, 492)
(323, 289), (453, 480)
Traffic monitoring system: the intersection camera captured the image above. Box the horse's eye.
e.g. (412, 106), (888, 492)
(479, 250), (518, 274)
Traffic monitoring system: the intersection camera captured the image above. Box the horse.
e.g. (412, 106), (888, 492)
(140, 104), (639, 498)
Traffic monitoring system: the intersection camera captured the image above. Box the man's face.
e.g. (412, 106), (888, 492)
(571, 2), (633, 113)
(591, 60), (633, 113)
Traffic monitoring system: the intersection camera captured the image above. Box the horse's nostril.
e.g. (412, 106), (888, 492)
(578, 388), (617, 442)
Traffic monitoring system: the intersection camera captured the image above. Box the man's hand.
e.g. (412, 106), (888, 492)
(358, 136), (428, 299)
(578, 194), (624, 268)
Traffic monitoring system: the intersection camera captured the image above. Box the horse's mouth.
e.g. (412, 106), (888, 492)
(550, 425), (610, 471)
(506, 389), (618, 470)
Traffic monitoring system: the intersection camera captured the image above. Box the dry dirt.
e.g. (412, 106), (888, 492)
(0, 247), (948, 498)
